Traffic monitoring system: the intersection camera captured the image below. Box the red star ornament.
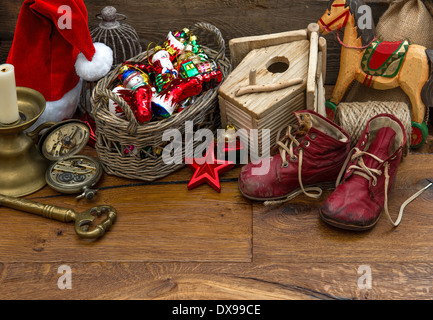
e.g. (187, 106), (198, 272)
(185, 142), (235, 192)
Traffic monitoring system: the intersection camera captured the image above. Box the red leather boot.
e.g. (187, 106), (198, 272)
(238, 110), (351, 204)
(320, 113), (407, 231)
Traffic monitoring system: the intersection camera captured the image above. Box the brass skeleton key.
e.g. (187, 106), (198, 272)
(0, 194), (117, 240)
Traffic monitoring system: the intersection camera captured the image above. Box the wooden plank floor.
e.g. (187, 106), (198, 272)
(0, 146), (252, 264)
(1, 142), (433, 300)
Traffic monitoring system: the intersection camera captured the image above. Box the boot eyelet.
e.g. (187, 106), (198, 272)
(304, 141), (310, 147)
(282, 162), (289, 168)
(291, 156), (297, 162)
(310, 133), (317, 140)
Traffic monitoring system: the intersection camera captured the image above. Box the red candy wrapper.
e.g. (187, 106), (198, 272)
(196, 70), (222, 91)
(151, 76), (203, 118)
(117, 85), (153, 123)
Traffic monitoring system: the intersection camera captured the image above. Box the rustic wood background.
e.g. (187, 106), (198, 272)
(6, 0), (433, 302)
(0, 0), (390, 85)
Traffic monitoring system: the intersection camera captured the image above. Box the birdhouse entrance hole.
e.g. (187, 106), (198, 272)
(266, 56), (290, 73)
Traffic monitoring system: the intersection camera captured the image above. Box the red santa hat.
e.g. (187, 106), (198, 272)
(7, 0), (113, 102)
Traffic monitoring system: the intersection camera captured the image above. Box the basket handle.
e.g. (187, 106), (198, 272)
(191, 22), (226, 62)
(92, 84), (139, 136)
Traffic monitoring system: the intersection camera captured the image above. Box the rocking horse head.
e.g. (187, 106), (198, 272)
(318, 0), (376, 47)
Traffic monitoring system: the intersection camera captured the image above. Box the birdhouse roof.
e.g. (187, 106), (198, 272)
(219, 40), (309, 118)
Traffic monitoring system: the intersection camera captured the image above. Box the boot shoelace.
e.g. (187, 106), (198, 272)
(265, 131), (425, 227)
(264, 126), (323, 206)
(336, 147), (405, 227)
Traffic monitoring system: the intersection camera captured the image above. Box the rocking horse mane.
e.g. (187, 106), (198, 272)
(327, 0), (376, 47)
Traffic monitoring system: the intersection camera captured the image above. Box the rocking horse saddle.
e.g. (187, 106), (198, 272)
(361, 40), (410, 78)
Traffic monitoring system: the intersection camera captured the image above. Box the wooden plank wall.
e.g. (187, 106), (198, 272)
(0, 0), (389, 85)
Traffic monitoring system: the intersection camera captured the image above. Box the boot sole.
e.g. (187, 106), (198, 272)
(319, 209), (380, 231)
(238, 181), (336, 203)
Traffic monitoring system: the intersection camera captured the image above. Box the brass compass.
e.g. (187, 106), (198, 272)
(39, 120), (103, 199)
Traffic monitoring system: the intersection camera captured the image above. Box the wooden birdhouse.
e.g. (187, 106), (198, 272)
(218, 23), (327, 151)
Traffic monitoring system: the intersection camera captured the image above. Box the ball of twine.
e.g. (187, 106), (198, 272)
(334, 101), (412, 155)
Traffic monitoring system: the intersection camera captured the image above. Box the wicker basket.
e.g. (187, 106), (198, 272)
(91, 22), (232, 181)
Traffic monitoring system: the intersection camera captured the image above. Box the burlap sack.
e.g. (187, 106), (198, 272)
(425, 0), (433, 15)
(344, 0), (433, 109)
(377, 0), (433, 48)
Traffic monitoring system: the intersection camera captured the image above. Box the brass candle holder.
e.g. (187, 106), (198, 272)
(0, 87), (52, 197)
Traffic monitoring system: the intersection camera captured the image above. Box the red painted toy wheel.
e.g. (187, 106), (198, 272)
(411, 121), (428, 149)
(325, 100), (337, 121)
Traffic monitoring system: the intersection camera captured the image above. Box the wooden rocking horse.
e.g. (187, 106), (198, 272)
(318, 0), (433, 148)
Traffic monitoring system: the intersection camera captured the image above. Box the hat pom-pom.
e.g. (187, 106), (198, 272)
(75, 42), (113, 82)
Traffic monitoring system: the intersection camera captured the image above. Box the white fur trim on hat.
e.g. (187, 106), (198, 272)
(26, 79), (83, 132)
(75, 42), (113, 82)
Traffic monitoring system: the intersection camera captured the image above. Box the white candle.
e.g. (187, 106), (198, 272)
(0, 64), (20, 124)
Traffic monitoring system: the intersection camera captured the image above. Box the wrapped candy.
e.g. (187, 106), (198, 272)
(150, 48), (178, 77)
(120, 67), (151, 89)
(117, 85), (153, 123)
(185, 35), (209, 61)
(151, 76), (203, 118)
(172, 28), (191, 40)
(179, 59), (221, 81)
(196, 70), (223, 91)
(160, 28), (209, 65)
(164, 30), (186, 58)
(175, 51), (201, 68)
(120, 62), (152, 80)
(179, 60), (200, 78)
(108, 66), (154, 123)
(195, 60), (219, 74)
(155, 72), (177, 93)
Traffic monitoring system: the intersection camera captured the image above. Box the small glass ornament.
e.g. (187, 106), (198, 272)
(215, 125), (245, 164)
